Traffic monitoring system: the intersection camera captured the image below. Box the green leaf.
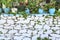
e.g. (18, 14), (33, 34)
(0, 31), (3, 34)
(37, 37), (41, 40)
(42, 37), (49, 40)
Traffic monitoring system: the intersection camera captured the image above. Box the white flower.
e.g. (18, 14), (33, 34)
(2, 4), (6, 8)
(11, 8), (17, 13)
(0, 19), (6, 24)
(58, 9), (60, 12)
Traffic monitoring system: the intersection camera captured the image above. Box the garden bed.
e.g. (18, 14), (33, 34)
(0, 15), (60, 40)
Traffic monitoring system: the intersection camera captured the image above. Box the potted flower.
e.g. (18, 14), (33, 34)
(25, 0), (30, 14)
(49, 1), (56, 15)
(0, 1), (2, 13)
(38, 0), (45, 14)
(17, 0), (26, 12)
(10, 0), (19, 16)
(38, 7), (44, 14)
(2, 0), (11, 14)
(25, 7), (30, 14)
(27, 2), (32, 14)
(11, 7), (18, 16)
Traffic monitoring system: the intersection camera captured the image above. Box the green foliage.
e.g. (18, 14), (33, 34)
(0, 0), (2, 8)
(30, 7), (38, 14)
(0, 31), (3, 34)
(36, 20), (40, 24)
(44, 4), (49, 12)
(20, 12), (28, 19)
(42, 37), (50, 40)
(45, 16), (49, 18)
(18, 0), (25, 3)
(44, 29), (47, 32)
(2, 0), (12, 8)
(27, 0), (39, 14)
(0, 0), (60, 16)
(9, 10), (17, 16)
(18, 5), (26, 12)
(56, 11), (60, 16)
(52, 29), (56, 33)
(53, 15), (56, 19)
(37, 37), (51, 40)
(49, 1), (56, 8)
(37, 37), (41, 40)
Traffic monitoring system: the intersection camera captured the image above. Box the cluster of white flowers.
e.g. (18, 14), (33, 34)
(0, 15), (60, 40)
(11, 8), (18, 13)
